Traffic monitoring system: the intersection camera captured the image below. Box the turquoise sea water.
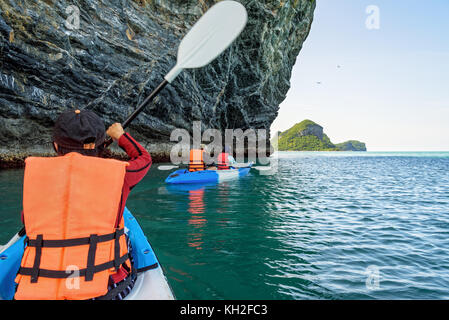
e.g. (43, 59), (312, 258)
(1, 151), (449, 299)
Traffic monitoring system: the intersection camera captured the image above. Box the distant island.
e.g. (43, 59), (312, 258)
(272, 120), (367, 151)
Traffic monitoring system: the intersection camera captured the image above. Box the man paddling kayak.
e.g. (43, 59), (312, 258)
(188, 144), (207, 172)
(15, 109), (151, 300)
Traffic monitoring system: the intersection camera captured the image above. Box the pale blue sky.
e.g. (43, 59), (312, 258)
(271, 0), (449, 151)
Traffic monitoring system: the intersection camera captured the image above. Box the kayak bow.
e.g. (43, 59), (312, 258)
(0, 208), (174, 300)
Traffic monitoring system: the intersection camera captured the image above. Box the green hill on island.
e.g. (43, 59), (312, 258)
(273, 120), (366, 151)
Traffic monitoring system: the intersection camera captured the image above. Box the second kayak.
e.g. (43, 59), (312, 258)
(165, 163), (252, 184)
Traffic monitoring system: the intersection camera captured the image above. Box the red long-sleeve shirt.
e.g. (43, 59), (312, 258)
(111, 132), (151, 284)
(114, 132), (152, 226)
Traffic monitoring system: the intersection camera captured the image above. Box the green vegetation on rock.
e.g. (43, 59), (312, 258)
(335, 140), (367, 151)
(281, 120), (319, 135)
(278, 132), (338, 151)
(273, 120), (366, 151)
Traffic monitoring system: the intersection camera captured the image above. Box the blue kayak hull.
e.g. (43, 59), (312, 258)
(0, 207), (173, 300)
(165, 165), (252, 184)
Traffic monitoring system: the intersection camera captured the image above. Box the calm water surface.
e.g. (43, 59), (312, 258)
(1, 152), (449, 299)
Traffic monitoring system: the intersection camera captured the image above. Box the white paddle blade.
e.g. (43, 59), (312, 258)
(232, 163), (252, 168)
(158, 165), (179, 171)
(165, 1), (248, 82)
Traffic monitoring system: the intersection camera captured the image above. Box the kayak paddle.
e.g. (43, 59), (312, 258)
(157, 165), (180, 171)
(230, 162), (254, 168)
(104, 0), (248, 147)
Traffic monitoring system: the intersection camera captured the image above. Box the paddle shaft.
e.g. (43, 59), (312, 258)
(104, 79), (169, 148)
(122, 79), (169, 128)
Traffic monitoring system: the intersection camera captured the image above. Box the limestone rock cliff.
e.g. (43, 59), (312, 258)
(276, 120), (336, 151)
(274, 119), (367, 151)
(0, 0), (316, 167)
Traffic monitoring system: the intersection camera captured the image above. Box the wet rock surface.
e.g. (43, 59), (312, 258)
(0, 0), (315, 166)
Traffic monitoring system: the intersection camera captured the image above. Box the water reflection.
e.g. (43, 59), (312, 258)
(187, 187), (206, 250)
(164, 181), (234, 251)
(166, 183), (212, 251)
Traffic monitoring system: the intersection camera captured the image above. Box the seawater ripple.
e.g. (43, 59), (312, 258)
(0, 152), (448, 299)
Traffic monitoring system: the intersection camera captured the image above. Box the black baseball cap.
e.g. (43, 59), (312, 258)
(53, 109), (105, 150)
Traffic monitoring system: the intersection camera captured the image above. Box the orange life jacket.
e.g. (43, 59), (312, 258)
(217, 152), (230, 170)
(15, 152), (130, 300)
(188, 149), (205, 172)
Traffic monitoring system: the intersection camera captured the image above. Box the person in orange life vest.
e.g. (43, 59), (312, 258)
(15, 109), (151, 300)
(188, 144), (207, 172)
(217, 146), (236, 170)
